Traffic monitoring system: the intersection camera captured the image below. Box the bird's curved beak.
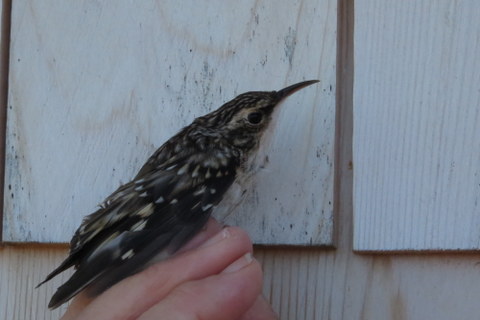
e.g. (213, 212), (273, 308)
(275, 80), (319, 101)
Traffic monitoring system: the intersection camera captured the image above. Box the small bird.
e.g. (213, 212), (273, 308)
(38, 80), (319, 309)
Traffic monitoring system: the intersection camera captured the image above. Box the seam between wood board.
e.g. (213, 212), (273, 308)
(334, 0), (354, 251)
(0, 242), (69, 250)
(0, 0), (12, 242)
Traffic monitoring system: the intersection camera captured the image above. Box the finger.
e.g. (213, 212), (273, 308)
(139, 253), (262, 320)
(60, 293), (93, 320)
(176, 218), (223, 253)
(74, 226), (253, 320)
(240, 295), (279, 320)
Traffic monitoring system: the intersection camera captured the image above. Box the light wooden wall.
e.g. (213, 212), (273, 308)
(3, 0), (336, 246)
(3, 1), (480, 320)
(353, 0), (480, 251)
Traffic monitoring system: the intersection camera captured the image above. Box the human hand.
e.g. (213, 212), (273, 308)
(60, 219), (278, 320)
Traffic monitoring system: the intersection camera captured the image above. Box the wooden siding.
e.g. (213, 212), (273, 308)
(3, 0), (336, 246)
(353, 0), (480, 251)
(2, 1), (480, 320)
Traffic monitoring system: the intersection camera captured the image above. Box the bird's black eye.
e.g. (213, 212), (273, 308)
(247, 112), (263, 124)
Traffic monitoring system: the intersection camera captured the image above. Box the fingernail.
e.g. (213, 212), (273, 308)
(222, 253), (254, 273)
(199, 228), (231, 248)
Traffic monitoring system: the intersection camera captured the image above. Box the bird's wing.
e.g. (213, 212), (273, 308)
(42, 151), (237, 309)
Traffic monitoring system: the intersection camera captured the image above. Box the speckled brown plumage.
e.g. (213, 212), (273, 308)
(37, 80), (319, 309)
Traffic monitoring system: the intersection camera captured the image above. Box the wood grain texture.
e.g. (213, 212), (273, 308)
(353, 0), (480, 251)
(5, 246), (480, 320)
(0, 0), (11, 242)
(256, 249), (480, 320)
(0, 246), (71, 319)
(4, 3), (480, 319)
(3, 0), (336, 245)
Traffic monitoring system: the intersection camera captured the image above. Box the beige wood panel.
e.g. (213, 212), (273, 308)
(0, 246), (71, 319)
(3, 3), (480, 320)
(353, 0), (480, 251)
(4, 0), (336, 246)
(256, 249), (480, 320)
(4, 248), (480, 319)
(0, 0), (8, 241)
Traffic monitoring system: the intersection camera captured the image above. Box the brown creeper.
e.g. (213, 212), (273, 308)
(37, 80), (318, 309)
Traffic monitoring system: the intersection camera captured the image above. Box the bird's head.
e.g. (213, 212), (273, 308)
(192, 80), (319, 153)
